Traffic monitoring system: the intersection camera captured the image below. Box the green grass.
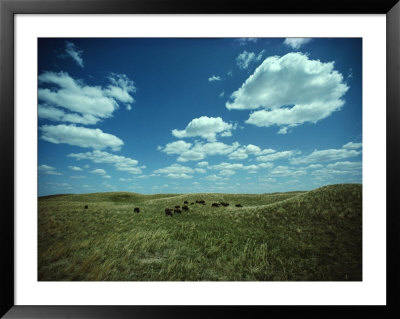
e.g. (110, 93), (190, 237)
(38, 183), (362, 281)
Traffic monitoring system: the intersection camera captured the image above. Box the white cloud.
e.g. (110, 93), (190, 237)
(271, 166), (307, 177)
(159, 140), (240, 162)
(68, 150), (142, 174)
(343, 142), (362, 150)
(219, 91), (225, 98)
(235, 38), (258, 45)
(38, 71), (135, 125)
(291, 146), (361, 165)
(210, 162), (243, 171)
(197, 161), (208, 167)
(258, 162), (274, 169)
(38, 164), (62, 175)
(226, 52), (349, 133)
(283, 38), (312, 49)
(40, 124), (124, 151)
(236, 50), (264, 70)
(172, 116), (234, 142)
(70, 175), (86, 179)
(307, 164), (324, 169)
(166, 173), (193, 179)
(65, 41), (84, 67)
(204, 174), (224, 181)
(105, 73), (136, 103)
(103, 175), (111, 179)
(161, 140), (192, 155)
(90, 168), (106, 175)
(311, 161), (362, 177)
(126, 104), (132, 111)
(228, 144), (273, 160)
(154, 163), (194, 175)
(195, 168), (206, 174)
(219, 169), (236, 176)
(68, 165), (83, 171)
(256, 150), (295, 162)
(208, 75), (221, 82)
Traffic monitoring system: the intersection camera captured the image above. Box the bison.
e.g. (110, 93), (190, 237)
(175, 205), (180, 209)
(84, 205), (88, 209)
(182, 205), (189, 211)
(134, 207), (140, 213)
(235, 204), (243, 208)
(190, 202), (194, 205)
(211, 203), (220, 207)
(174, 208), (182, 214)
(165, 208), (173, 217)
(221, 202), (229, 207)
(184, 200), (188, 204)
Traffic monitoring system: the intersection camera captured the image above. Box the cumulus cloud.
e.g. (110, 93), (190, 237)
(159, 140), (240, 162)
(40, 124), (124, 151)
(219, 91), (225, 98)
(204, 174), (224, 181)
(208, 75), (221, 82)
(290, 145), (361, 165)
(208, 161), (273, 174)
(172, 116), (235, 142)
(38, 71), (136, 125)
(90, 168), (106, 175)
(68, 165), (83, 171)
(235, 38), (258, 45)
(154, 164), (195, 179)
(271, 165), (307, 177)
(311, 161), (362, 177)
(283, 38), (312, 49)
(236, 50), (264, 70)
(70, 175), (86, 179)
(38, 164), (62, 175)
(228, 144), (274, 160)
(343, 142), (362, 150)
(256, 150), (295, 162)
(166, 173), (193, 179)
(226, 52), (349, 133)
(197, 161), (208, 167)
(68, 150), (142, 174)
(64, 41), (84, 67)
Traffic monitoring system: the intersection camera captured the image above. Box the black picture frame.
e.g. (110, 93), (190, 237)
(1, 0), (399, 318)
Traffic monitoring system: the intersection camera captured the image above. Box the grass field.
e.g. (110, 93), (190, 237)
(38, 183), (362, 281)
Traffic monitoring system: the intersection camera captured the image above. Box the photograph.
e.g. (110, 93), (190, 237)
(37, 37), (362, 282)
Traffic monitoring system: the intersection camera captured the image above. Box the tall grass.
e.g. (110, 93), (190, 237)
(38, 184), (362, 281)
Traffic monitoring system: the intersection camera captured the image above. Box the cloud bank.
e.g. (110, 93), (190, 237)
(226, 52), (349, 133)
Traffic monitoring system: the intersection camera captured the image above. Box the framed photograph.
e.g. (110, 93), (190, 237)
(1, 0), (399, 318)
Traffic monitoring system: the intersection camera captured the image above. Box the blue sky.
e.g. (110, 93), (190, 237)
(38, 37), (362, 196)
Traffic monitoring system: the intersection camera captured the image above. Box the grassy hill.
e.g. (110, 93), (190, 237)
(38, 183), (362, 281)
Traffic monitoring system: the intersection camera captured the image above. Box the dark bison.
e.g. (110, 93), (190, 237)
(196, 200), (205, 204)
(134, 207), (140, 213)
(84, 205), (88, 209)
(174, 208), (182, 214)
(182, 205), (189, 211)
(165, 208), (173, 216)
(184, 200), (188, 204)
(235, 204), (243, 208)
(211, 203), (220, 207)
(221, 202), (229, 207)
(175, 205), (180, 209)
(190, 202), (194, 205)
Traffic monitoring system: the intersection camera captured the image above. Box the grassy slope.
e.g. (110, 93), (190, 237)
(38, 184), (362, 281)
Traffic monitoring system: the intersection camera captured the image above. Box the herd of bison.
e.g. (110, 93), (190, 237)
(83, 200), (244, 216)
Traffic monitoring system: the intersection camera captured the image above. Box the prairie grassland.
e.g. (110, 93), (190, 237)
(38, 183), (362, 281)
